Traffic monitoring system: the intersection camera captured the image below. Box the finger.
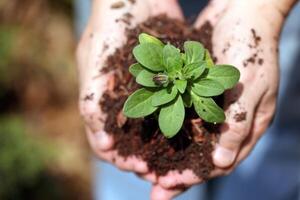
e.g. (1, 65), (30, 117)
(87, 129), (116, 162)
(194, 0), (230, 28)
(114, 156), (149, 173)
(86, 126), (114, 152)
(210, 91), (276, 177)
(137, 172), (158, 183)
(158, 170), (202, 189)
(213, 88), (259, 168)
(151, 184), (184, 200)
(88, 126), (150, 173)
(234, 90), (277, 164)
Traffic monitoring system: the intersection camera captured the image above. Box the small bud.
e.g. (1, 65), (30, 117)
(153, 74), (169, 86)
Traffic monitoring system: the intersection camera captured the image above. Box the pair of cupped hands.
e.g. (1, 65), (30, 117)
(77, 0), (282, 199)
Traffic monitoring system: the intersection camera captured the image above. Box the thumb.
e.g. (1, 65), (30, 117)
(213, 85), (261, 168)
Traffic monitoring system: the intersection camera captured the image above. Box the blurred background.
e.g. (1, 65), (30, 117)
(0, 0), (92, 199)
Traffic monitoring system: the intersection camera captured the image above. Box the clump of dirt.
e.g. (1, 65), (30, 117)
(234, 112), (247, 122)
(100, 15), (219, 179)
(243, 28), (264, 67)
(110, 1), (125, 9)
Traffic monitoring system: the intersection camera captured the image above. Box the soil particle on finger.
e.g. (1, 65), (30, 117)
(243, 56), (256, 67)
(102, 42), (109, 52)
(124, 12), (133, 20)
(251, 28), (261, 47)
(100, 15), (218, 180)
(127, 0), (136, 4)
(116, 18), (131, 26)
(222, 42), (231, 54)
(116, 12), (134, 26)
(243, 29), (264, 67)
(111, 1), (125, 9)
(234, 112), (247, 122)
(243, 54), (264, 67)
(84, 93), (94, 101)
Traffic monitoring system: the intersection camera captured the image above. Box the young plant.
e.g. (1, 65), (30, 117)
(123, 33), (240, 138)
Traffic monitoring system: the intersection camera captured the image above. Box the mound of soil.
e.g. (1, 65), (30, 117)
(100, 15), (220, 179)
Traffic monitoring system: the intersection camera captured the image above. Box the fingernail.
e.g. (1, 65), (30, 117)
(95, 131), (113, 150)
(213, 146), (235, 168)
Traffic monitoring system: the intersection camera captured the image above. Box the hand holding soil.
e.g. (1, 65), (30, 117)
(76, 0), (294, 199)
(76, 0), (184, 182)
(155, 0), (288, 198)
(196, 0), (284, 171)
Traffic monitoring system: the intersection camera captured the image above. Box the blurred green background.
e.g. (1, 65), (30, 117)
(0, 0), (92, 199)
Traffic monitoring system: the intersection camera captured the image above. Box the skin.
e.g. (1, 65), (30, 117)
(77, 0), (184, 178)
(77, 0), (297, 199)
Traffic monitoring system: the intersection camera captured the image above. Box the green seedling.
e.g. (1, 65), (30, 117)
(123, 33), (240, 138)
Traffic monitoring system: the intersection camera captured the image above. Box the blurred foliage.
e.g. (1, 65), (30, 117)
(0, 117), (90, 200)
(0, 0), (92, 199)
(0, 0), (77, 112)
(0, 116), (51, 199)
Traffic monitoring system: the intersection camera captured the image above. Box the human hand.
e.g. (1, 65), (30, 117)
(76, 0), (184, 177)
(152, 0), (288, 198)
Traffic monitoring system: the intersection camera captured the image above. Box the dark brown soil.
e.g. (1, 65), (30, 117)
(243, 28), (264, 67)
(100, 15), (220, 180)
(251, 28), (262, 47)
(110, 1), (125, 9)
(234, 112), (247, 122)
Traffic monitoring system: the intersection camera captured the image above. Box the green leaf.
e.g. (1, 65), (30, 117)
(182, 90), (192, 108)
(181, 53), (186, 64)
(129, 63), (144, 77)
(133, 43), (164, 72)
(192, 79), (224, 97)
(123, 88), (158, 118)
(139, 33), (164, 47)
(207, 65), (240, 89)
(174, 79), (187, 94)
(136, 70), (158, 87)
(182, 61), (206, 80)
(184, 41), (205, 64)
(159, 96), (185, 138)
(151, 85), (178, 106)
(205, 50), (214, 68)
(163, 44), (183, 72)
(191, 92), (225, 123)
